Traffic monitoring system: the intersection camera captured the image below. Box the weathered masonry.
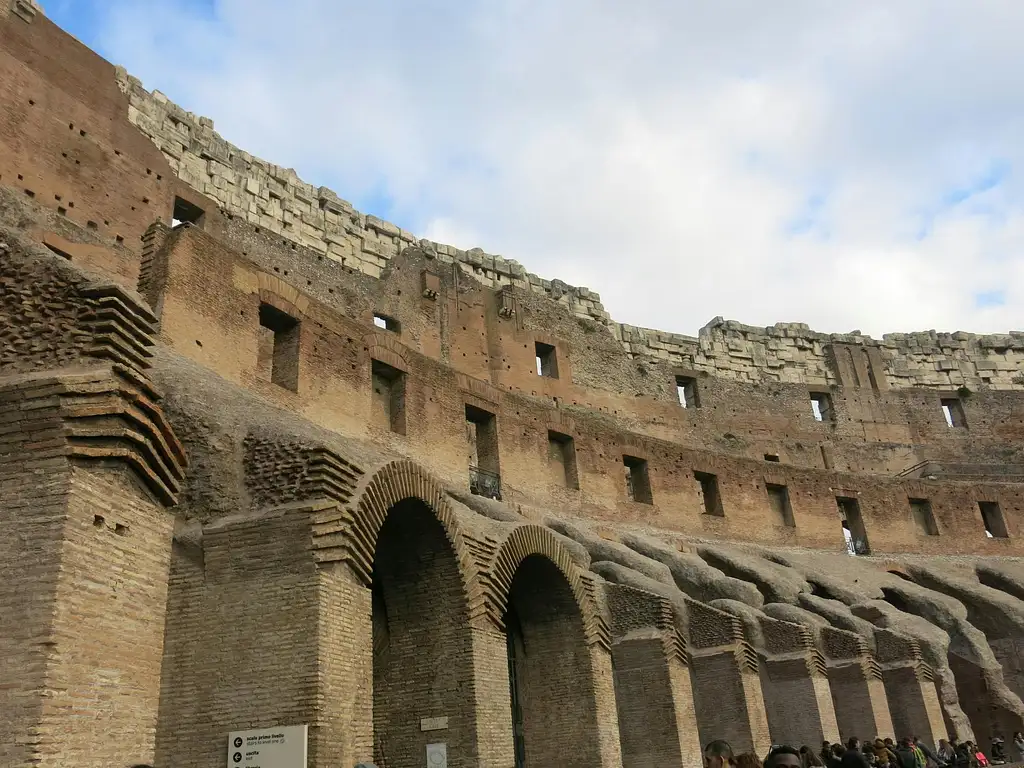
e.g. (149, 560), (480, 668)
(3, 4), (1024, 767)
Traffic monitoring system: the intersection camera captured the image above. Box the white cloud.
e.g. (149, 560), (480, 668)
(85, 0), (1024, 336)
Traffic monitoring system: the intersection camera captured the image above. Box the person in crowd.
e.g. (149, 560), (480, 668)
(895, 738), (921, 768)
(822, 742), (836, 767)
(1013, 732), (1024, 763)
(829, 743), (848, 768)
(873, 738), (896, 768)
(842, 738), (873, 768)
(911, 737), (928, 768)
(937, 739), (956, 766)
(914, 736), (943, 768)
(767, 746), (804, 768)
(736, 751), (762, 768)
(802, 745), (825, 768)
(990, 734), (1007, 765)
(706, 739), (738, 768)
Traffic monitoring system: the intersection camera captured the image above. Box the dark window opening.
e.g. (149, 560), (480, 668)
(676, 375), (700, 408)
(941, 398), (967, 428)
(44, 242), (72, 260)
(695, 471), (724, 516)
(909, 498), (939, 536)
(837, 496), (870, 555)
(373, 313), (400, 333)
(371, 359), (406, 435)
(466, 404), (500, 499)
(535, 341), (558, 378)
(810, 391), (833, 422)
(258, 303), (300, 392)
(548, 431), (579, 490)
(172, 196), (205, 228)
(624, 455), (652, 504)
(764, 453), (780, 462)
(980, 501), (1008, 539)
(766, 483), (795, 527)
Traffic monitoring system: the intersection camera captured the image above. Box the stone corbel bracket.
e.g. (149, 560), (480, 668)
(0, 365), (187, 505)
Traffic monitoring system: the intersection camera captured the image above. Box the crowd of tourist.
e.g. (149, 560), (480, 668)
(705, 733), (1024, 768)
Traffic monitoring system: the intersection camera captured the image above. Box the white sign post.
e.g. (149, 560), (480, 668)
(226, 724), (307, 768)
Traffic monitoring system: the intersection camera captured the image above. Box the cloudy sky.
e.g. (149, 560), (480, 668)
(47, 0), (1024, 337)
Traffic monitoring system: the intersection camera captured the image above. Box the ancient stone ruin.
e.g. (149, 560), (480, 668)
(3, 4), (1024, 768)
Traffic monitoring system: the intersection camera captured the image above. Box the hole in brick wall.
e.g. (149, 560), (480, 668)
(68, 122), (73, 130)
(115, 235), (124, 244)
(17, 174), (23, 180)
(695, 471), (723, 516)
(837, 496), (870, 554)
(172, 197), (205, 227)
(941, 398), (967, 428)
(909, 498), (939, 536)
(535, 341), (558, 378)
(57, 207), (66, 216)
(24, 189), (34, 198)
(624, 456), (653, 504)
(54, 194), (61, 201)
(258, 303), (301, 392)
(93, 515), (105, 527)
(371, 359), (407, 434)
(548, 431), (579, 490)
(142, 197), (150, 204)
(766, 483), (795, 527)
(28, 99), (34, 105)
(676, 376), (700, 407)
(810, 391), (833, 422)
(115, 523), (128, 536)
(87, 220), (98, 230)
(114, 149), (121, 156)
(373, 313), (400, 333)
(764, 453), (780, 462)
(980, 501), (1008, 539)
(147, 168), (152, 175)
(68, 201), (74, 208)
(79, 129), (86, 137)
(195, 340), (203, 347)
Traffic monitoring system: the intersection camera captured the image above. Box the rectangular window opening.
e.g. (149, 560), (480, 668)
(547, 431), (579, 490)
(909, 498), (939, 536)
(676, 376), (700, 408)
(535, 341), (558, 378)
(810, 391), (833, 423)
(258, 303), (300, 392)
(466, 404), (501, 499)
(371, 359), (407, 435)
(695, 471), (724, 517)
(766, 483), (795, 527)
(979, 501), (1008, 539)
(172, 196), (205, 228)
(941, 398), (967, 429)
(837, 496), (870, 555)
(373, 313), (400, 333)
(624, 455), (653, 504)
(764, 453), (780, 463)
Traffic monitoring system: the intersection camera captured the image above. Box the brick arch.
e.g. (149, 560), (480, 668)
(345, 459), (486, 619)
(489, 524), (608, 648)
(256, 272), (309, 320)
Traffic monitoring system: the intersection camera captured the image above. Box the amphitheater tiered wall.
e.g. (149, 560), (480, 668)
(4, 4), (1024, 767)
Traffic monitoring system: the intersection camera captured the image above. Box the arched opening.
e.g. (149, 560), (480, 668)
(503, 554), (600, 768)
(372, 498), (475, 767)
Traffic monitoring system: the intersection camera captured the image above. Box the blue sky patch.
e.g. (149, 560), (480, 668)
(975, 290), (1006, 308)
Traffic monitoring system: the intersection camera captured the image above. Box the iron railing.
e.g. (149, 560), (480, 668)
(469, 466), (502, 501)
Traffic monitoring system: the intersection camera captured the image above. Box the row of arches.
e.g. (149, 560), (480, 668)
(333, 461), (1021, 767)
(349, 462), (614, 768)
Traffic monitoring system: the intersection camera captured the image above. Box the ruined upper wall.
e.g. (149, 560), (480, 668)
(114, 70), (1024, 391)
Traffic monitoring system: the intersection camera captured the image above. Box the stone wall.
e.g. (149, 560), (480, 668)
(115, 73), (1024, 391)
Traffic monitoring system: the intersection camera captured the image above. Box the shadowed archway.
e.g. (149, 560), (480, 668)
(503, 553), (603, 768)
(370, 497), (477, 768)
